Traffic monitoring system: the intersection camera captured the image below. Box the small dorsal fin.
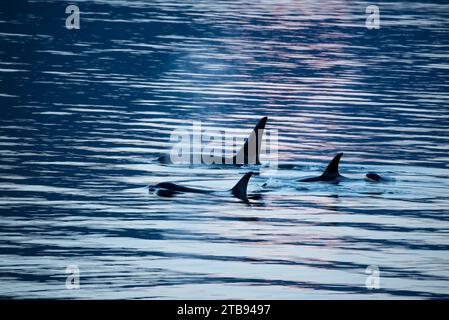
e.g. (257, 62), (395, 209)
(322, 153), (343, 177)
(233, 117), (268, 165)
(231, 172), (254, 200)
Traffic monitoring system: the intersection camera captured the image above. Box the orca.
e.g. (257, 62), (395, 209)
(299, 152), (345, 182)
(151, 172), (254, 201)
(157, 116), (268, 166)
(298, 153), (388, 183)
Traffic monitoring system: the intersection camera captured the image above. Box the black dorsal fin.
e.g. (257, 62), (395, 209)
(322, 153), (343, 177)
(233, 117), (268, 165)
(231, 172), (254, 200)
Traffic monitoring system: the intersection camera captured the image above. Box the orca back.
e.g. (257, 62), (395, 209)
(321, 152), (343, 179)
(232, 117), (268, 165)
(231, 172), (254, 200)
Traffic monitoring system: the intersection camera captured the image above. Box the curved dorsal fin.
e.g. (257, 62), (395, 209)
(231, 172), (254, 200)
(233, 117), (268, 165)
(322, 153), (343, 177)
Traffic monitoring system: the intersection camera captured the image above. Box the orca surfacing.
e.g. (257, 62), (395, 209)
(151, 172), (254, 201)
(157, 116), (268, 166)
(299, 153), (387, 183)
(299, 152), (345, 182)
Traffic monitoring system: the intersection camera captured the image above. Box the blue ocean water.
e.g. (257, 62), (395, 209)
(1, 0), (449, 299)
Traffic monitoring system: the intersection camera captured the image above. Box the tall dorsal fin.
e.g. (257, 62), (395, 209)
(322, 153), (343, 177)
(233, 117), (268, 165)
(231, 172), (254, 200)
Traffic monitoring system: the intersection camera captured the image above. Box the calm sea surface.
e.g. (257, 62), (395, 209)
(1, 0), (449, 299)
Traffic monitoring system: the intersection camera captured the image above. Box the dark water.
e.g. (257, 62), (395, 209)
(1, 0), (449, 299)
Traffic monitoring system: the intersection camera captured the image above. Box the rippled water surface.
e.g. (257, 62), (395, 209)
(1, 0), (449, 299)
